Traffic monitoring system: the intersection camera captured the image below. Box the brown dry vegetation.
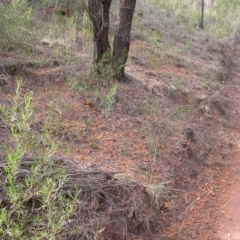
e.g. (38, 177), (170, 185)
(1, 1), (240, 240)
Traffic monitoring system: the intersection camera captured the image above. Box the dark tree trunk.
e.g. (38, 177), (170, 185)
(88, 0), (111, 63)
(113, 0), (136, 81)
(199, 0), (204, 29)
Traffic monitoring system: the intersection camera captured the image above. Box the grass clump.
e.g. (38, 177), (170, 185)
(98, 83), (118, 117)
(66, 51), (123, 118)
(0, 79), (79, 239)
(0, 0), (36, 52)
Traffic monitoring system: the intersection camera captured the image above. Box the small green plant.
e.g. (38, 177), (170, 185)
(146, 50), (159, 68)
(81, 10), (92, 36)
(151, 31), (160, 45)
(95, 50), (125, 82)
(66, 76), (92, 91)
(0, 79), (33, 141)
(0, 79), (79, 239)
(98, 83), (118, 117)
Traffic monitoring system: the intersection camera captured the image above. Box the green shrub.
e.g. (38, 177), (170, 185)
(0, 79), (79, 239)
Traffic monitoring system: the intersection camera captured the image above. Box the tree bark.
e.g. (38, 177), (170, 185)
(199, 0), (204, 29)
(88, 0), (112, 63)
(113, 0), (136, 81)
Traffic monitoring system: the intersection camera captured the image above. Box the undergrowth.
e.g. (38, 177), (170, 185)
(0, 79), (79, 239)
(137, 0), (240, 37)
(0, 0), (35, 52)
(0, 1), (238, 238)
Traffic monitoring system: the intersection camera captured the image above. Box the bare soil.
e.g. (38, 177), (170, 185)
(217, 45), (240, 240)
(1, 22), (240, 240)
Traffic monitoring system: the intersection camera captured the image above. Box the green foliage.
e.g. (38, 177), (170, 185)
(0, 79), (79, 239)
(95, 50), (126, 82)
(0, 0), (90, 62)
(98, 83), (118, 117)
(38, 0), (91, 60)
(66, 75), (93, 91)
(0, 0), (36, 51)
(66, 52), (120, 118)
(0, 79), (33, 141)
(207, 0), (240, 36)
(81, 10), (92, 36)
(145, 0), (240, 36)
(95, 51), (116, 82)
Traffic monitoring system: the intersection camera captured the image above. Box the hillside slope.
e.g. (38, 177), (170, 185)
(1, 1), (240, 239)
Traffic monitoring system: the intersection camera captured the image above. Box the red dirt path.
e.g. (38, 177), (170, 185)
(217, 46), (240, 240)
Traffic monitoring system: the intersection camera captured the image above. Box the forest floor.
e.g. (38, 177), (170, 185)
(1, 7), (240, 240)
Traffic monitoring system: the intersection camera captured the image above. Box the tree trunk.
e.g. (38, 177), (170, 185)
(199, 0), (204, 29)
(113, 0), (136, 81)
(88, 0), (111, 64)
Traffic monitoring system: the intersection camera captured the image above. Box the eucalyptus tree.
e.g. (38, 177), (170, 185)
(87, 0), (136, 81)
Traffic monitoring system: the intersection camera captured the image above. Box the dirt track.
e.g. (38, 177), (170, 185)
(218, 45), (240, 240)
(218, 135), (240, 240)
